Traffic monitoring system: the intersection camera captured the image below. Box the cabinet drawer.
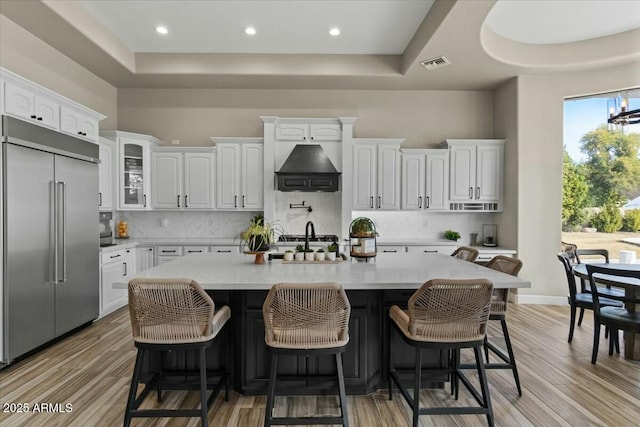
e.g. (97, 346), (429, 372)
(184, 246), (209, 254)
(210, 245), (239, 254)
(156, 245), (183, 256)
(378, 245), (406, 254)
(101, 249), (126, 264)
(406, 245), (456, 255)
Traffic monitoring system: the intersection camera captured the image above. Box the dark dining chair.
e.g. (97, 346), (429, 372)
(586, 264), (640, 364)
(575, 248), (624, 299)
(557, 252), (622, 343)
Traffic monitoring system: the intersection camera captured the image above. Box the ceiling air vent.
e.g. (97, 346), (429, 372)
(420, 56), (450, 70)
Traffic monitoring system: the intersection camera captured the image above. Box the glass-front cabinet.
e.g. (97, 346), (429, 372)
(100, 131), (161, 210)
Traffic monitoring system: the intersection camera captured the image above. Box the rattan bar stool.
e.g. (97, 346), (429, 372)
(480, 255), (523, 396)
(388, 279), (494, 427)
(124, 278), (231, 427)
(451, 246), (479, 262)
(262, 282), (351, 427)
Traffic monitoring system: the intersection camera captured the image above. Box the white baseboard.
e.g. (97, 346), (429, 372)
(514, 294), (567, 305)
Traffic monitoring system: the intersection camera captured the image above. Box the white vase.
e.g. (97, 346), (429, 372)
(284, 252), (294, 261)
(305, 252), (315, 261)
(295, 252), (304, 261)
(326, 252), (336, 261)
(315, 252), (324, 261)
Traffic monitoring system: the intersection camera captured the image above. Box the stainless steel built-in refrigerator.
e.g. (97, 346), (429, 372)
(1, 115), (99, 365)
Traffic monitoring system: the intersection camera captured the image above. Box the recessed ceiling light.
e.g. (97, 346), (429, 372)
(155, 25), (168, 35)
(329, 28), (341, 37)
(245, 27), (257, 36)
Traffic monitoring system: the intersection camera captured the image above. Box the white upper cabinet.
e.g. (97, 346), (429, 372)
(1, 68), (105, 142)
(275, 122), (341, 141)
(400, 149), (449, 211)
(440, 139), (504, 211)
(101, 131), (161, 210)
(214, 139), (264, 210)
(353, 139), (402, 210)
(184, 152), (215, 209)
(151, 150), (215, 209)
(98, 137), (115, 211)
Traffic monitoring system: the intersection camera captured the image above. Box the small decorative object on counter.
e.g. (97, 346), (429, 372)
(117, 220), (129, 238)
(284, 250), (294, 261)
(350, 217), (377, 262)
(295, 244), (305, 261)
(304, 249), (315, 261)
(326, 243), (338, 261)
(443, 230), (460, 241)
(482, 224), (497, 247)
(315, 248), (325, 261)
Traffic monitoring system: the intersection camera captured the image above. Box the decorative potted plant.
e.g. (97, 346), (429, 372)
(315, 248), (325, 261)
(443, 230), (461, 242)
(295, 244), (305, 261)
(304, 248), (315, 261)
(239, 214), (279, 252)
(326, 243), (338, 261)
(284, 249), (294, 261)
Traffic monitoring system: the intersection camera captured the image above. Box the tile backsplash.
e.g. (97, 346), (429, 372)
(117, 211), (257, 239)
(274, 192), (341, 236)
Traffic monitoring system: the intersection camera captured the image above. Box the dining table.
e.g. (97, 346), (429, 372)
(572, 262), (640, 360)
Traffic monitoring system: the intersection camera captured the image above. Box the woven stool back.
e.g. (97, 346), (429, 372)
(407, 279), (493, 342)
(451, 246), (479, 262)
(263, 282), (350, 349)
(485, 256), (522, 315)
(128, 278), (215, 344)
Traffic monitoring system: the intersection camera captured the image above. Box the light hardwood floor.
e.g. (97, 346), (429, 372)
(1, 304), (639, 427)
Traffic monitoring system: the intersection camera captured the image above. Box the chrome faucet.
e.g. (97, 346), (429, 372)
(304, 221), (316, 252)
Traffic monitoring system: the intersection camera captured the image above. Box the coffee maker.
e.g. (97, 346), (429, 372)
(482, 224), (497, 247)
(99, 212), (114, 247)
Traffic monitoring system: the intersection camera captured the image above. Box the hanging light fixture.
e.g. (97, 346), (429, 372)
(607, 90), (640, 131)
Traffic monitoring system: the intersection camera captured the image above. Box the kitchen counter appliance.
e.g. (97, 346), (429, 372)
(99, 211), (114, 247)
(1, 115), (99, 366)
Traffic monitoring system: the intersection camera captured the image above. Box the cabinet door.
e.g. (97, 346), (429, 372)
(275, 123), (309, 141)
(156, 256), (182, 265)
(151, 152), (182, 208)
(34, 94), (59, 130)
(476, 144), (502, 201)
(352, 144), (376, 210)
(184, 152), (214, 209)
(406, 245), (457, 255)
(449, 144), (476, 201)
(119, 139), (149, 209)
(425, 151), (449, 210)
(98, 140), (114, 210)
(309, 124), (341, 141)
(377, 145), (400, 210)
(3, 81), (34, 121)
(60, 106), (83, 137)
(80, 117), (99, 142)
(401, 154), (424, 210)
(216, 144), (240, 209)
(210, 245), (240, 255)
(101, 260), (127, 316)
(124, 248), (136, 277)
(241, 143), (263, 209)
(136, 247), (154, 272)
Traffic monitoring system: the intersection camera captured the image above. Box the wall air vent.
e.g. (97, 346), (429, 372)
(420, 56), (450, 70)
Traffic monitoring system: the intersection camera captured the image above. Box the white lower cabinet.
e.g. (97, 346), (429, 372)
(184, 245), (209, 255)
(378, 245), (406, 254)
(210, 245), (240, 255)
(100, 248), (135, 317)
(406, 245), (457, 255)
(136, 246), (155, 271)
(156, 245), (183, 265)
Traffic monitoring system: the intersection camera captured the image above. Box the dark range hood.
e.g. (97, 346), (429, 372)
(276, 145), (341, 191)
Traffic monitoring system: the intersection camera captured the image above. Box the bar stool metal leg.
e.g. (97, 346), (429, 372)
(336, 353), (349, 427)
(474, 346), (494, 427)
(264, 354), (279, 427)
(413, 347), (422, 427)
(124, 348), (145, 427)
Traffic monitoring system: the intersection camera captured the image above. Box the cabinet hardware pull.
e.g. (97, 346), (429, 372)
(161, 250), (176, 253)
(98, 192), (102, 206)
(110, 254), (121, 258)
(177, 195), (180, 207)
(377, 196), (381, 209)
(143, 194), (147, 207)
(37, 117), (43, 121)
(217, 250), (232, 253)
(383, 250), (397, 253)
(78, 131), (82, 135)
(123, 262), (127, 276)
(370, 196), (373, 208)
(188, 250), (202, 253)
(424, 250), (437, 253)
(469, 187), (473, 199)
(418, 196), (422, 208)
(148, 248), (153, 252)
(242, 195), (245, 208)
(475, 186), (480, 199)
(30, 115), (36, 119)
(185, 195), (188, 208)
(234, 195), (237, 208)
(426, 196), (430, 208)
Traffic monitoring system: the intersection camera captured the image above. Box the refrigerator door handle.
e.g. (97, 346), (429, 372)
(51, 180), (59, 285)
(59, 181), (67, 283)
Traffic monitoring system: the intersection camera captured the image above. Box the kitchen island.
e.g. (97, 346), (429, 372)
(120, 252), (530, 395)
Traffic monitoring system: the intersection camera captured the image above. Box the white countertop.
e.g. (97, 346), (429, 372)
(117, 252), (530, 291)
